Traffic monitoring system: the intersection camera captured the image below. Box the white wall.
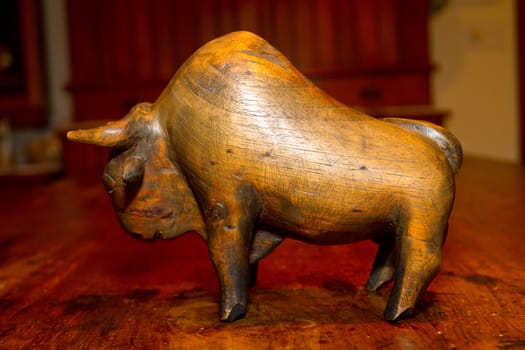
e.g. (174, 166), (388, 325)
(42, 0), (72, 128)
(430, 0), (521, 163)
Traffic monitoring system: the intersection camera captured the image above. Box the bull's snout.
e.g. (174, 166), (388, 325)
(126, 230), (164, 242)
(117, 206), (175, 241)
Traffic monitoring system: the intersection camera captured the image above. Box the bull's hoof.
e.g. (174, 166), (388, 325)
(220, 303), (246, 323)
(384, 305), (414, 322)
(365, 269), (394, 291)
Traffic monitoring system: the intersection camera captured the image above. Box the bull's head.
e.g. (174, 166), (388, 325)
(67, 103), (205, 241)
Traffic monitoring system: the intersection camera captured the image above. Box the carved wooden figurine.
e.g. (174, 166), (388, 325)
(68, 31), (462, 322)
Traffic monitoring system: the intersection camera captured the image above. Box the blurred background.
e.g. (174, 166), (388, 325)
(0, 0), (523, 184)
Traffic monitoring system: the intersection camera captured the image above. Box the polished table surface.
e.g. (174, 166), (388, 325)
(0, 157), (524, 349)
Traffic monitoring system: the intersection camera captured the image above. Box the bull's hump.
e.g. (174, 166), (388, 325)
(202, 31), (292, 72)
(172, 31), (345, 119)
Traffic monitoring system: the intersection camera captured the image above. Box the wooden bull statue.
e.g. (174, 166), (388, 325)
(68, 31), (462, 322)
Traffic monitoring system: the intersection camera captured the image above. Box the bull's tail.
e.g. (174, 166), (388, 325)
(382, 117), (463, 175)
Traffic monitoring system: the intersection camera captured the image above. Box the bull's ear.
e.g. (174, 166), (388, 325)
(67, 119), (133, 147)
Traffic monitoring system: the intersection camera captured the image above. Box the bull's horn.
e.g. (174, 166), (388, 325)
(67, 119), (133, 147)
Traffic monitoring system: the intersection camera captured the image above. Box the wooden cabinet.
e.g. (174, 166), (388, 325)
(66, 0), (431, 121)
(315, 74), (430, 107)
(0, 0), (45, 128)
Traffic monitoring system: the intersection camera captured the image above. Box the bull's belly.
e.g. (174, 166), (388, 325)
(259, 195), (395, 244)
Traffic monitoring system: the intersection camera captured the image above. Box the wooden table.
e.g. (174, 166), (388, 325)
(0, 157), (524, 349)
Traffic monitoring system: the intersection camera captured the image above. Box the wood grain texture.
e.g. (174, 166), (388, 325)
(0, 157), (524, 349)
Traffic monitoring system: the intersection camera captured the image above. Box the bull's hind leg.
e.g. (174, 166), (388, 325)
(384, 209), (449, 321)
(249, 228), (284, 287)
(366, 236), (396, 291)
(249, 262), (259, 288)
(250, 228), (284, 265)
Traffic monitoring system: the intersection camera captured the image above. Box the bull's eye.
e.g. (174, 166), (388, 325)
(122, 155), (145, 184)
(102, 173), (117, 192)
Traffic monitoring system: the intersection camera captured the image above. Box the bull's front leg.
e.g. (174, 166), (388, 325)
(204, 185), (262, 322)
